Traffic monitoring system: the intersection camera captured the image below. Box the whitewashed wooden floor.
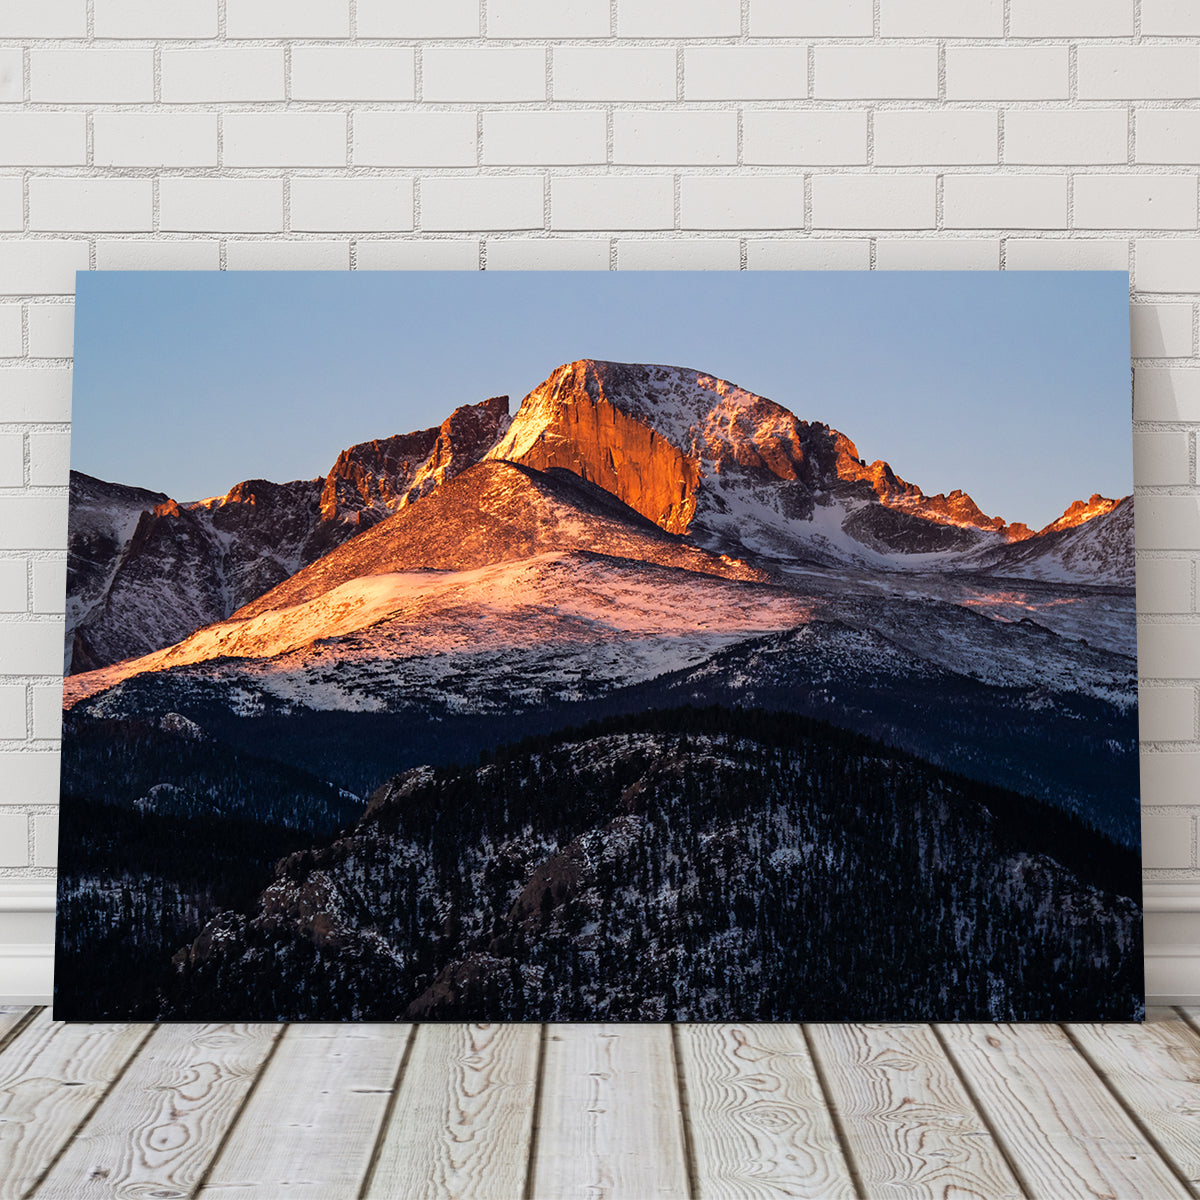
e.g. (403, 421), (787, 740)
(0, 1007), (1198, 1199)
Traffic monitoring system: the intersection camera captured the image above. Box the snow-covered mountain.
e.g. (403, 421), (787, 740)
(66, 396), (510, 671)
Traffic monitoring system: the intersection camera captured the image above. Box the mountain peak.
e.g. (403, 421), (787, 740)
(1039, 493), (1121, 536)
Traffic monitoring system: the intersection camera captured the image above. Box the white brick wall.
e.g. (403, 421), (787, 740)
(0, 0), (1197, 1000)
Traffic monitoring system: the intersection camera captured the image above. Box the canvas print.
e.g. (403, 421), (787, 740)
(55, 271), (1142, 1022)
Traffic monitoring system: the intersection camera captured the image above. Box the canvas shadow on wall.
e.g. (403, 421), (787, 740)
(54, 270), (1142, 1022)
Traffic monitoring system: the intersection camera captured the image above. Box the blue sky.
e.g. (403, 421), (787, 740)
(71, 270), (1131, 530)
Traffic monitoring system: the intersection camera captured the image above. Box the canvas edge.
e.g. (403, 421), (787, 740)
(3, 880), (1197, 1008)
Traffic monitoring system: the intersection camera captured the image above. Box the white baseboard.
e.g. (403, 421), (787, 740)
(2, 880), (1197, 1009)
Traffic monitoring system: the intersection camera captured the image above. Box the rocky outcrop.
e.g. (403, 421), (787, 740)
(66, 397), (511, 672)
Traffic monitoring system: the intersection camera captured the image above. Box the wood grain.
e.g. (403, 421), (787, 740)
(529, 1023), (689, 1200)
(364, 1023), (538, 1200)
(938, 1022), (1192, 1200)
(0, 1009), (151, 1200)
(1066, 1010), (1200, 1195)
(197, 1023), (414, 1199)
(30, 1022), (282, 1200)
(808, 1021), (1023, 1200)
(0, 1006), (34, 1053)
(676, 1023), (855, 1199)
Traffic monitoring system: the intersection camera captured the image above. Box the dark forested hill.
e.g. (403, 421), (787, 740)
(155, 706), (1142, 1024)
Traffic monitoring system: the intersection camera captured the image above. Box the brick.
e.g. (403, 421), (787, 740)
(31, 50), (154, 104)
(814, 46), (937, 100)
(1140, 686), (1196, 740)
(552, 176), (673, 231)
(31, 684), (62, 739)
(1138, 558), (1193, 613)
(1143, 813), (1195, 867)
(34, 814), (59, 866)
(225, 241), (350, 271)
(30, 179), (149, 233)
(0, 561), (24, 611)
(0, 619), (60, 673)
(28, 432), (70, 487)
(1140, 751), (1200, 806)
(685, 48), (808, 101)
(484, 111), (607, 166)
(2, 370), (73, 426)
(613, 111), (737, 166)
(0, 434), (20, 484)
(1005, 238), (1128, 271)
(93, 113), (218, 168)
(1010, 0), (1132, 35)
(945, 47), (1068, 100)
(616, 240), (740, 270)
(680, 177), (804, 230)
(811, 176), (936, 229)
(0, 0), (85, 36)
(875, 239), (1000, 270)
(356, 113), (477, 167)
(618, 0), (738, 36)
(1131, 304), (1194, 359)
(1078, 47), (1200, 100)
(0, 814), (28, 867)
(1137, 111), (1200, 166)
(0, 114), (86, 166)
(226, 0), (348, 37)
(0, 308), (20, 358)
(943, 175), (1068, 229)
(31, 559), (66, 613)
(290, 48), (415, 101)
(1074, 176), (1197, 231)
(421, 176), (543, 232)
(356, 240), (479, 270)
(160, 178), (283, 233)
(751, 0), (870, 34)
(0, 178), (20, 231)
(223, 114), (347, 168)
(291, 178), (412, 233)
(1137, 241), (1200, 294)
(94, 0), (218, 37)
(1004, 110), (1128, 166)
(0, 686), (23, 738)
(1135, 368), (1200, 420)
(0, 752), (60, 804)
(0, 499), (67, 550)
(1135, 431), (1191, 486)
(0, 243), (88, 296)
(1136, 496), (1200, 549)
(553, 47), (676, 102)
(742, 111), (866, 166)
(162, 49), (285, 103)
(423, 49), (545, 103)
(880, 0), (1002, 36)
(357, 0), (478, 36)
(95, 240), (220, 270)
(493, 0), (609, 37)
(874, 110), (998, 166)
(0, 51), (21, 105)
(486, 239), (609, 270)
(1141, 0), (1200, 34)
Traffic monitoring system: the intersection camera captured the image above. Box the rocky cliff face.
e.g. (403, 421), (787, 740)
(66, 396), (511, 672)
(488, 360), (1028, 563)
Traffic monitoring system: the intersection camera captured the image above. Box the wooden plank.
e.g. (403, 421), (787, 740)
(365, 1023), (539, 1200)
(938, 1022), (1192, 1200)
(1066, 1009), (1200, 1195)
(31, 1022), (283, 1200)
(0, 1009), (151, 1200)
(0, 1006), (35, 1053)
(808, 1022), (1023, 1200)
(198, 1023), (415, 1199)
(529, 1023), (689, 1200)
(676, 1023), (855, 1200)
(1181, 1007), (1200, 1037)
